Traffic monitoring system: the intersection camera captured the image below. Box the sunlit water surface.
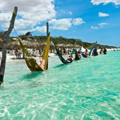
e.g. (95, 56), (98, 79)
(0, 51), (120, 120)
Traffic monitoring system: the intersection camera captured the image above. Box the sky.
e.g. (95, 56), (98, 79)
(0, 0), (120, 47)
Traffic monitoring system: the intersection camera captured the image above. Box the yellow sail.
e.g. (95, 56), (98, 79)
(18, 35), (50, 71)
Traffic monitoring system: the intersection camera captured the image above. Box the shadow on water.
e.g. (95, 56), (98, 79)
(18, 71), (52, 89)
(53, 60), (81, 70)
(20, 71), (44, 81)
(53, 63), (71, 68)
(0, 72), (46, 91)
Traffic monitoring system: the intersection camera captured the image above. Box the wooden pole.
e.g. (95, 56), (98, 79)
(46, 22), (49, 70)
(0, 7), (18, 85)
(46, 22), (49, 38)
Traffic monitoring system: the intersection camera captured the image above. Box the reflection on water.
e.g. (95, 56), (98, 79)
(0, 52), (120, 119)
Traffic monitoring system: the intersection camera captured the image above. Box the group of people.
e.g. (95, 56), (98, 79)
(65, 51), (81, 63)
(35, 50), (81, 70)
(7, 48), (23, 58)
(65, 47), (107, 63)
(100, 48), (107, 54)
(84, 48), (107, 58)
(84, 48), (98, 57)
(31, 47), (107, 71)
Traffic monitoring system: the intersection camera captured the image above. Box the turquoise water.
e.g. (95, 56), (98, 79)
(0, 51), (120, 120)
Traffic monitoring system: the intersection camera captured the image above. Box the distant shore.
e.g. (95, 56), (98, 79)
(0, 47), (119, 63)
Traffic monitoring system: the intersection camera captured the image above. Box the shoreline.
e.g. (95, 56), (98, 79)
(0, 48), (119, 62)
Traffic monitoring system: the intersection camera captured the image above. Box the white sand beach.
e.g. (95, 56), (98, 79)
(0, 51), (57, 62)
(0, 47), (119, 62)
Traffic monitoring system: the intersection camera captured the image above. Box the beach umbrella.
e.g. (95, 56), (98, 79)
(39, 42), (47, 48)
(70, 44), (74, 48)
(65, 44), (74, 48)
(7, 41), (20, 49)
(39, 42), (54, 49)
(50, 41), (55, 49)
(32, 42), (39, 48)
(76, 45), (80, 48)
(65, 44), (70, 48)
(7, 40), (39, 49)
(56, 44), (65, 48)
(40, 42), (46, 46)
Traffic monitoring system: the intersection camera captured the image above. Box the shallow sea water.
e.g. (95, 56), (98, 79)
(0, 51), (120, 120)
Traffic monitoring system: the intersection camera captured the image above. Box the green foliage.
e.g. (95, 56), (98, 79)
(19, 35), (28, 40)
(9, 37), (16, 41)
(7, 37), (16, 44)
(8, 34), (118, 49)
(12, 11), (16, 15)
(33, 36), (47, 43)
(51, 37), (59, 45)
(0, 34), (4, 39)
(0, 31), (4, 39)
(83, 42), (92, 48)
(51, 36), (77, 45)
(86, 46), (93, 49)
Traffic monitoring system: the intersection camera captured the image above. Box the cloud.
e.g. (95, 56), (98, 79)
(98, 23), (107, 26)
(91, 0), (120, 5)
(15, 19), (36, 30)
(91, 23), (108, 29)
(72, 18), (85, 26)
(49, 17), (85, 30)
(0, 0), (56, 33)
(99, 12), (109, 17)
(17, 25), (47, 34)
(0, 13), (12, 30)
(0, 0), (56, 21)
(33, 26), (46, 33)
(0, 1), (85, 33)
(49, 18), (72, 30)
(98, 22), (107, 27)
(69, 12), (72, 15)
(91, 26), (98, 29)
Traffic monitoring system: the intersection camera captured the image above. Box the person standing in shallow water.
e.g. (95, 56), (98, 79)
(103, 48), (107, 54)
(63, 48), (66, 55)
(39, 48), (41, 56)
(100, 48), (103, 54)
(15, 49), (18, 57)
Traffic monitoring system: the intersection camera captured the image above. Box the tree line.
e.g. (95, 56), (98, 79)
(0, 32), (117, 50)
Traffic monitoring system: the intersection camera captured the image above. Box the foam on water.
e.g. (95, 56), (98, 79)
(0, 51), (120, 120)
